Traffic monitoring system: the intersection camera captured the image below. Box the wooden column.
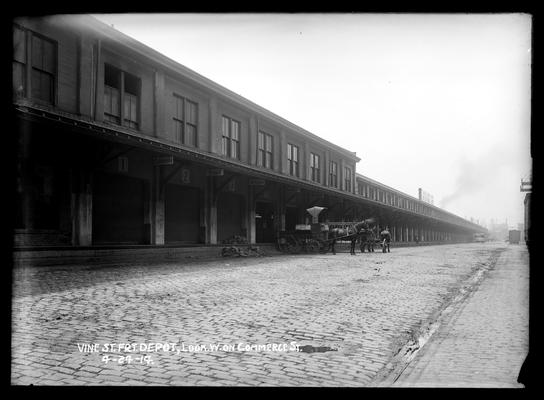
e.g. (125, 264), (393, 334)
(151, 166), (165, 245)
(71, 169), (93, 246)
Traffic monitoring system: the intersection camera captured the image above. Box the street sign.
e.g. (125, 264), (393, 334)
(207, 168), (224, 176)
(249, 178), (265, 186)
(153, 155), (174, 165)
(181, 168), (191, 184)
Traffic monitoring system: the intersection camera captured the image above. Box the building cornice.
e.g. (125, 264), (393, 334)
(64, 15), (360, 163)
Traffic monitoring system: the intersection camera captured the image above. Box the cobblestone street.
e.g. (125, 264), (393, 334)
(11, 242), (527, 387)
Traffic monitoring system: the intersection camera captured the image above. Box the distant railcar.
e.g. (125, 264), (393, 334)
(508, 230), (521, 244)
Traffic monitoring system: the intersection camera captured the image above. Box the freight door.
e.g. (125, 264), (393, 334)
(285, 206), (298, 231)
(92, 172), (145, 244)
(165, 184), (200, 244)
(256, 201), (275, 243)
(217, 192), (245, 243)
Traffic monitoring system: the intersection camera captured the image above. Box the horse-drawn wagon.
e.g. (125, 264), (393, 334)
(276, 206), (373, 255)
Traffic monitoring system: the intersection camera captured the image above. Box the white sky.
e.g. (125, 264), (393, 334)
(93, 13), (532, 228)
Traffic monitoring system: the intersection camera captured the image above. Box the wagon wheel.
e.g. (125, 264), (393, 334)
(288, 236), (303, 254)
(306, 239), (321, 253)
(318, 239), (329, 253)
(285, 241), (300, 254)
(277, 239), (289, 253)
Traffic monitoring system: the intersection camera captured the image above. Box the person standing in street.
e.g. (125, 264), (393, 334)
(380, 227), (392, 253)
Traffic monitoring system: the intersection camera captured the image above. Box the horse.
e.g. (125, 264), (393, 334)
(359, 227), (376, 253)
(327, 221), (369, 255)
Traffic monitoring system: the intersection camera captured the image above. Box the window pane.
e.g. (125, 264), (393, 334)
(266, 135), (272, 151)
(13, 62), (25, 94)
(175, 96), (184, 119)
(258, 132), (263, 149)
(232, 121), (239, 140)
(13, 27), (26, 63)
(293, 146), (298, 162)
(104, 64), (120, 88)
(105, 86), (120, 116)
(104, 87), (111, 113)
(42, 39), (55, 73)
(31, 70), (53, 103)
(124, 72), (139, 96)
(257, 150), (263, 166)
(222, 136), (228, 155)
(222, 116), (229, 138)
(124, 93), (138, 123)
(131, 96), (137, 120)
(124, 94), (130, 119)
(42, 73), (53, 103)
(31, 36), (43, 69)
(111, 88), (119, 115)
(174, 120), (183, 143)
(186, 124), (196, 146)
(187, 101), (197, 124)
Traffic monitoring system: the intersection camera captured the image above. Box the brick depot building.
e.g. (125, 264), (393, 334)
(12, 15), (486, 250)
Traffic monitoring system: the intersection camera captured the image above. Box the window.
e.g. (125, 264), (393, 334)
(344, 167), (351, 192)
(258, 131), (273, 169)
(329, 162), (338, 188)
(186, 100), (198, 146)
(123, 72), (139, 129)
(104, 64), (121, 123)
(221, 116), (240, 159)
(310, 153), (320, 183)
(31, 33), (56, 103)
(13, 25), (26, 97)
(287, 143), (299, 177)
(104, 64), (140, 129)
(173, 94), (198, 146)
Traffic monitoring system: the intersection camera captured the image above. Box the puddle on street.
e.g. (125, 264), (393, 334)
(298, 345), (338, 353)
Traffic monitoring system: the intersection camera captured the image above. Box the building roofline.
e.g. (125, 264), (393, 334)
(58, 14), (360, 162)
(355, 172), (484, 230)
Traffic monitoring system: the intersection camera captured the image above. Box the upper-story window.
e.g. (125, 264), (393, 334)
(344, 167), (352, 192)
(257, 131), (273, 169)
(13, 26), (57, 104)
(13, 25), (26, 98)
(287, 143), (299, 177)
(310, 153), (321, 183)
(173, 94), (198, 147)
(104, 64), (140, 130)
(221, 115), (240, 159)
(31, 34), (56, 104)
(329, 161), (338, 188)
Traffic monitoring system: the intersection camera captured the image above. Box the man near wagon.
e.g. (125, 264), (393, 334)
(380, 226), (392, 253)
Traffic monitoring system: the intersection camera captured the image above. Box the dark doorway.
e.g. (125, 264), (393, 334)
(92, 172), (145, 244)
(217, 192), (245, 243)
(285, 206), (298, 231)
(256, 201), (275, 243)
(165, 184), (200, 244)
